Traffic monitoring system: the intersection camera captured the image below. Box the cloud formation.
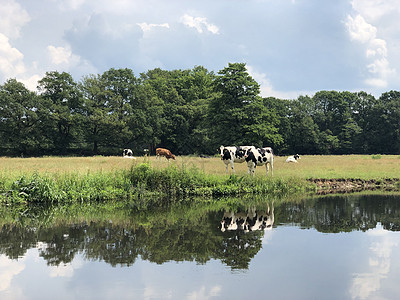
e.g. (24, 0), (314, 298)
(0, 0), (399, 98)
(180, 14), (219, 34)
(350, 224), (400, 299)
(346, 14), (395, 88)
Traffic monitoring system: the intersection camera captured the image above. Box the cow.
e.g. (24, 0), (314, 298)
(156, 148), (176, 160)
(244, 147), (274, 176)
(286, 154), (300, 163)
(220, 205), (274, 232)
(123, 149), (136, 159)
(219, 145), (255, 174)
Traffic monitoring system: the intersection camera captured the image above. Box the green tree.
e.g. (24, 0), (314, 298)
(209, 63), (281, 148)
(0, 79), (49, 156)
(37, 71), (83, 154)
(363, 91), (400, 154)
(173, 66), (215, 154)
(286, 96), (321, 154)
(80, 74), (113, 154)
(139, 68), (186, 153)
(140, 67), (215, 155)
(99, 68), (136, 154)
(312, 91), (361, 154)
(263, 97), (290, 154)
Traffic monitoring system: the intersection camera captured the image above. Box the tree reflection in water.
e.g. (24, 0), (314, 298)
(0, 194), (400, 270)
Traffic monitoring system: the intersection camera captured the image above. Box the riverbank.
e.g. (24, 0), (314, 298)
(0, 163), (312, 207)
(310, 178), (400, 194)
(1, 155), (400, 207)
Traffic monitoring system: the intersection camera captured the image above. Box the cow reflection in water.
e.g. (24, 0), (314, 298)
(220, 205), (274, 232)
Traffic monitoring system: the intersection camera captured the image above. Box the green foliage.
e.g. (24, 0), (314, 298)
(0, 164), (310, 207)
(0, 66), (399, 156)
(208, 63), (282, 148)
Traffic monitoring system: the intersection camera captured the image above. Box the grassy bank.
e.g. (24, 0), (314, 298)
(0, 154), (399, 207)
(0, 162), (311, 207)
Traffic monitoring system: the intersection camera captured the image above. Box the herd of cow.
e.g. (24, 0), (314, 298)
(122, 146), (300, 176)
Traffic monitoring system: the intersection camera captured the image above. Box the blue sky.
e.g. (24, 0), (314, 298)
(1, 0), (399, 99)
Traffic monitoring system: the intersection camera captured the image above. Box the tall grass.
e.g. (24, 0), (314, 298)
(1, 154), (399, 208)
(0, 163), (312, 207)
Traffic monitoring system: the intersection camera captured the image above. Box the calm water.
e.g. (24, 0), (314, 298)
(1, 194), (400, 300)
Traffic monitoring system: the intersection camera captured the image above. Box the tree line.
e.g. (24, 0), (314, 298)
(0, 62), (399, 157)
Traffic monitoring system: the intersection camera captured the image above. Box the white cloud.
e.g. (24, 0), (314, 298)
(346, 15), (376, 43)
(0, 1), (30, 81)
(46, 44), (95, 76)
(0, 256), (25, 291)
(247, 65), (314, 99)
(351, 0), (400, 22)
(19, 74), (42, 91)
(0, 33), (26, 78)
(137, 22), (170, 33)
(0, 0), (30, 38)
(345, 14), (395, 88)
(187, 285), (222, 300)
(63, 0), (86, 10)
(47, 45), (73, 65)
(350, 224), (400, 299)
(180, 14), (219, 34)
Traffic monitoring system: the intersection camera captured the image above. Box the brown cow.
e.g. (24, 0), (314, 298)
(156, 148), (176, 160)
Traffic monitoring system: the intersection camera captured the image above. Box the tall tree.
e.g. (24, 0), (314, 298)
(80, 74), (112, 154)
(209, 63), (281, 148)
(140, 67), (215, 154)
(99, 68), (136, 153)
(312, 91), (361, 154)
(351, 91), (376, 153)
(0, 79), (47, 156)
(364, 91), (400, 154)
(37, 71), (82, 154)
(174, 66), (215, 154)
(285, 96), (321, 154)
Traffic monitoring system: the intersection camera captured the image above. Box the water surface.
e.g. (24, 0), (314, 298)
(1, 194), (400, 300)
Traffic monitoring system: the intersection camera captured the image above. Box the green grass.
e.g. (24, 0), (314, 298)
(0, 162), (312, 207)
(0, 154), (399, 207)
(1, 154), (399, 180)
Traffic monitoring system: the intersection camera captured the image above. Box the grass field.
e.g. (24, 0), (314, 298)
(0, 154), (399, 179)
(0, 154), (398, 205)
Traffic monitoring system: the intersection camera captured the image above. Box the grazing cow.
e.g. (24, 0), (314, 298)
(123, 149), (136, 159)
(156, 148), (176, 160)
(220, 205), (274, 232)
(244, 147), (274, 176)
(286, 154), (300, 163)
(219, 145), (255, 174)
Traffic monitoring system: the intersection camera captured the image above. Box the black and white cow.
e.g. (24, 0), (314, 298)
(220, 205), (274, 232)
(123, 148), (136, 159)
(286, 154), (300, 163)
(219, 145), (255, 174)
(244, 147), (274, 176)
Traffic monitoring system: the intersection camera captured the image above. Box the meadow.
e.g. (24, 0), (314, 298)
(0, 154), (399, 207)
(1, 154), (399, 179)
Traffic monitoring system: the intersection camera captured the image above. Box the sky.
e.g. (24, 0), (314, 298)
(1, 0), (400, 99)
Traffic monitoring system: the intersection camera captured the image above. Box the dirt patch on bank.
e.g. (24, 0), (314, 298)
(308, 178), (400, 194)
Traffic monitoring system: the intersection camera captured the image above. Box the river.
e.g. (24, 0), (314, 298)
(1, 193), (400, 299)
